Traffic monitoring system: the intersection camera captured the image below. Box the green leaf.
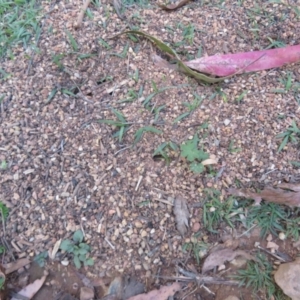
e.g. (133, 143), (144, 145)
(190, 162), (205, 173)
(153, 142), (168, 156)
(84, 258), (94, 266)
(74, 255), (81, 269)
(98, 119), (126, 126)
(134, 126), (162, 145)
(73, 230), (84, 243)
(169, 141), (178, 151)
(60, 240), (74, 253)
(180, 135), (209, 162)
(65, 30), (79, 51)
(111, 108), (126, 123)
(173, 111), (190, 124)
(79, 243), (90, 251)
(78, 248), (88, 255)
(277, 135), (289, 152)
(45, 88), (57, 104)
(79, 254), (87, 261)
(0, 160), (7, 170)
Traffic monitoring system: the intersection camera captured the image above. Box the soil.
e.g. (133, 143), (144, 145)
(1, 0), (300, 299)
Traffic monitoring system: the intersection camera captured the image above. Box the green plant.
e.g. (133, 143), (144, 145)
(235, 90), (248, 103)
(98, 108), (129, 142)
(276, 120), (300, 152)
(246, 202), (286, 238)
(173, 93), (203, 124)
(0, 160), (7, 170)
(182, 23), (195, 45)
(0, 0), (41, 58)
(34, 251), (48, 267)
(60, 230), (94, 269)
(133, 126), (162, 145)
(110, 42), (129, 59)
(0, 202), (9, 220)
(265, 37), (286, 50)
(52, 53), (65, 70)
(0, 246), (5, 254)
(118, 89), (138, 103)
(203, 189), (238, 233)
(228, 140), (242, 153)
(182, 235), (208, 265)
(180, 134), (209, 173)
(234, 252), (287, 299)
(65, 30), (79, 51)
(280, 71), (293, 91)
(153, 141), (178, 164)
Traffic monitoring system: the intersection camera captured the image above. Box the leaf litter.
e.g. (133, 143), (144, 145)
(202, 248), (255, 274)
(228, 183), (300, 207)
(173, 196), (190, 236)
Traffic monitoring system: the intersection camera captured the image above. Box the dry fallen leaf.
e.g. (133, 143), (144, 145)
(202, 158), (218, 166)
(174, 196), (189, 236)
(105, 276), (145, 300)
(228, 184), (300, 207)
(127, 282), (181, 300)
(151, 54), (176, 70)
(4, 258), (30, 274)
(184, 45), (300, 77)
(11, 271), (48, 300)
(158, 0), (191, 11)
(80, 287), (94, 300)
(49, 239), (61, 260)
(202, 248), (254, 273)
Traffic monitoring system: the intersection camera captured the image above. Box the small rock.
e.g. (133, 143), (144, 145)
(224, 119), (231, 126)
(140, 230), (147, 238)
(223, 296), (239, 300)
(274, 258), (300, 300)
(279, 232), (286, 240)
(80, 287), (94, 300)
(61, 260), (69, 266)
(134, 221), (143, 228)
(192, 222), (201, 233)
(230, 257), (248, 268)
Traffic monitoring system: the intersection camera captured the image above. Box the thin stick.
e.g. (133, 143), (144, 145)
(74, 0), (92, 29)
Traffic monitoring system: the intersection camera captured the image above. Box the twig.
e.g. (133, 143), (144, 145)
(74, 0), (92, 29)
(236, 224), (257, 238)
(155, 275), (239, 286)
(105, 237), (115, 250)
(257, 245), (287, 262)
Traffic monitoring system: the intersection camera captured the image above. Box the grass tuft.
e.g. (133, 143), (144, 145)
(0, 0), (41, 58)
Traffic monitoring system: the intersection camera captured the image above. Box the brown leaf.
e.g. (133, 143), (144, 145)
(106, 276), (145, 300)
(202, 249), (254, 273)
(228, 185), (300, 207)
(80, 287), (94, 300)
(151, 54), (176, 70)
(127, 282), (181, 300)
(173, 196), (189, 236)
(11, 271), (48, 300)
(158, 0), (191, 11)
(4, 258), (30, 274)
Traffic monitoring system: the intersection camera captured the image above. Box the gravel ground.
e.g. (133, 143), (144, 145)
(1, 0), (300, 299)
